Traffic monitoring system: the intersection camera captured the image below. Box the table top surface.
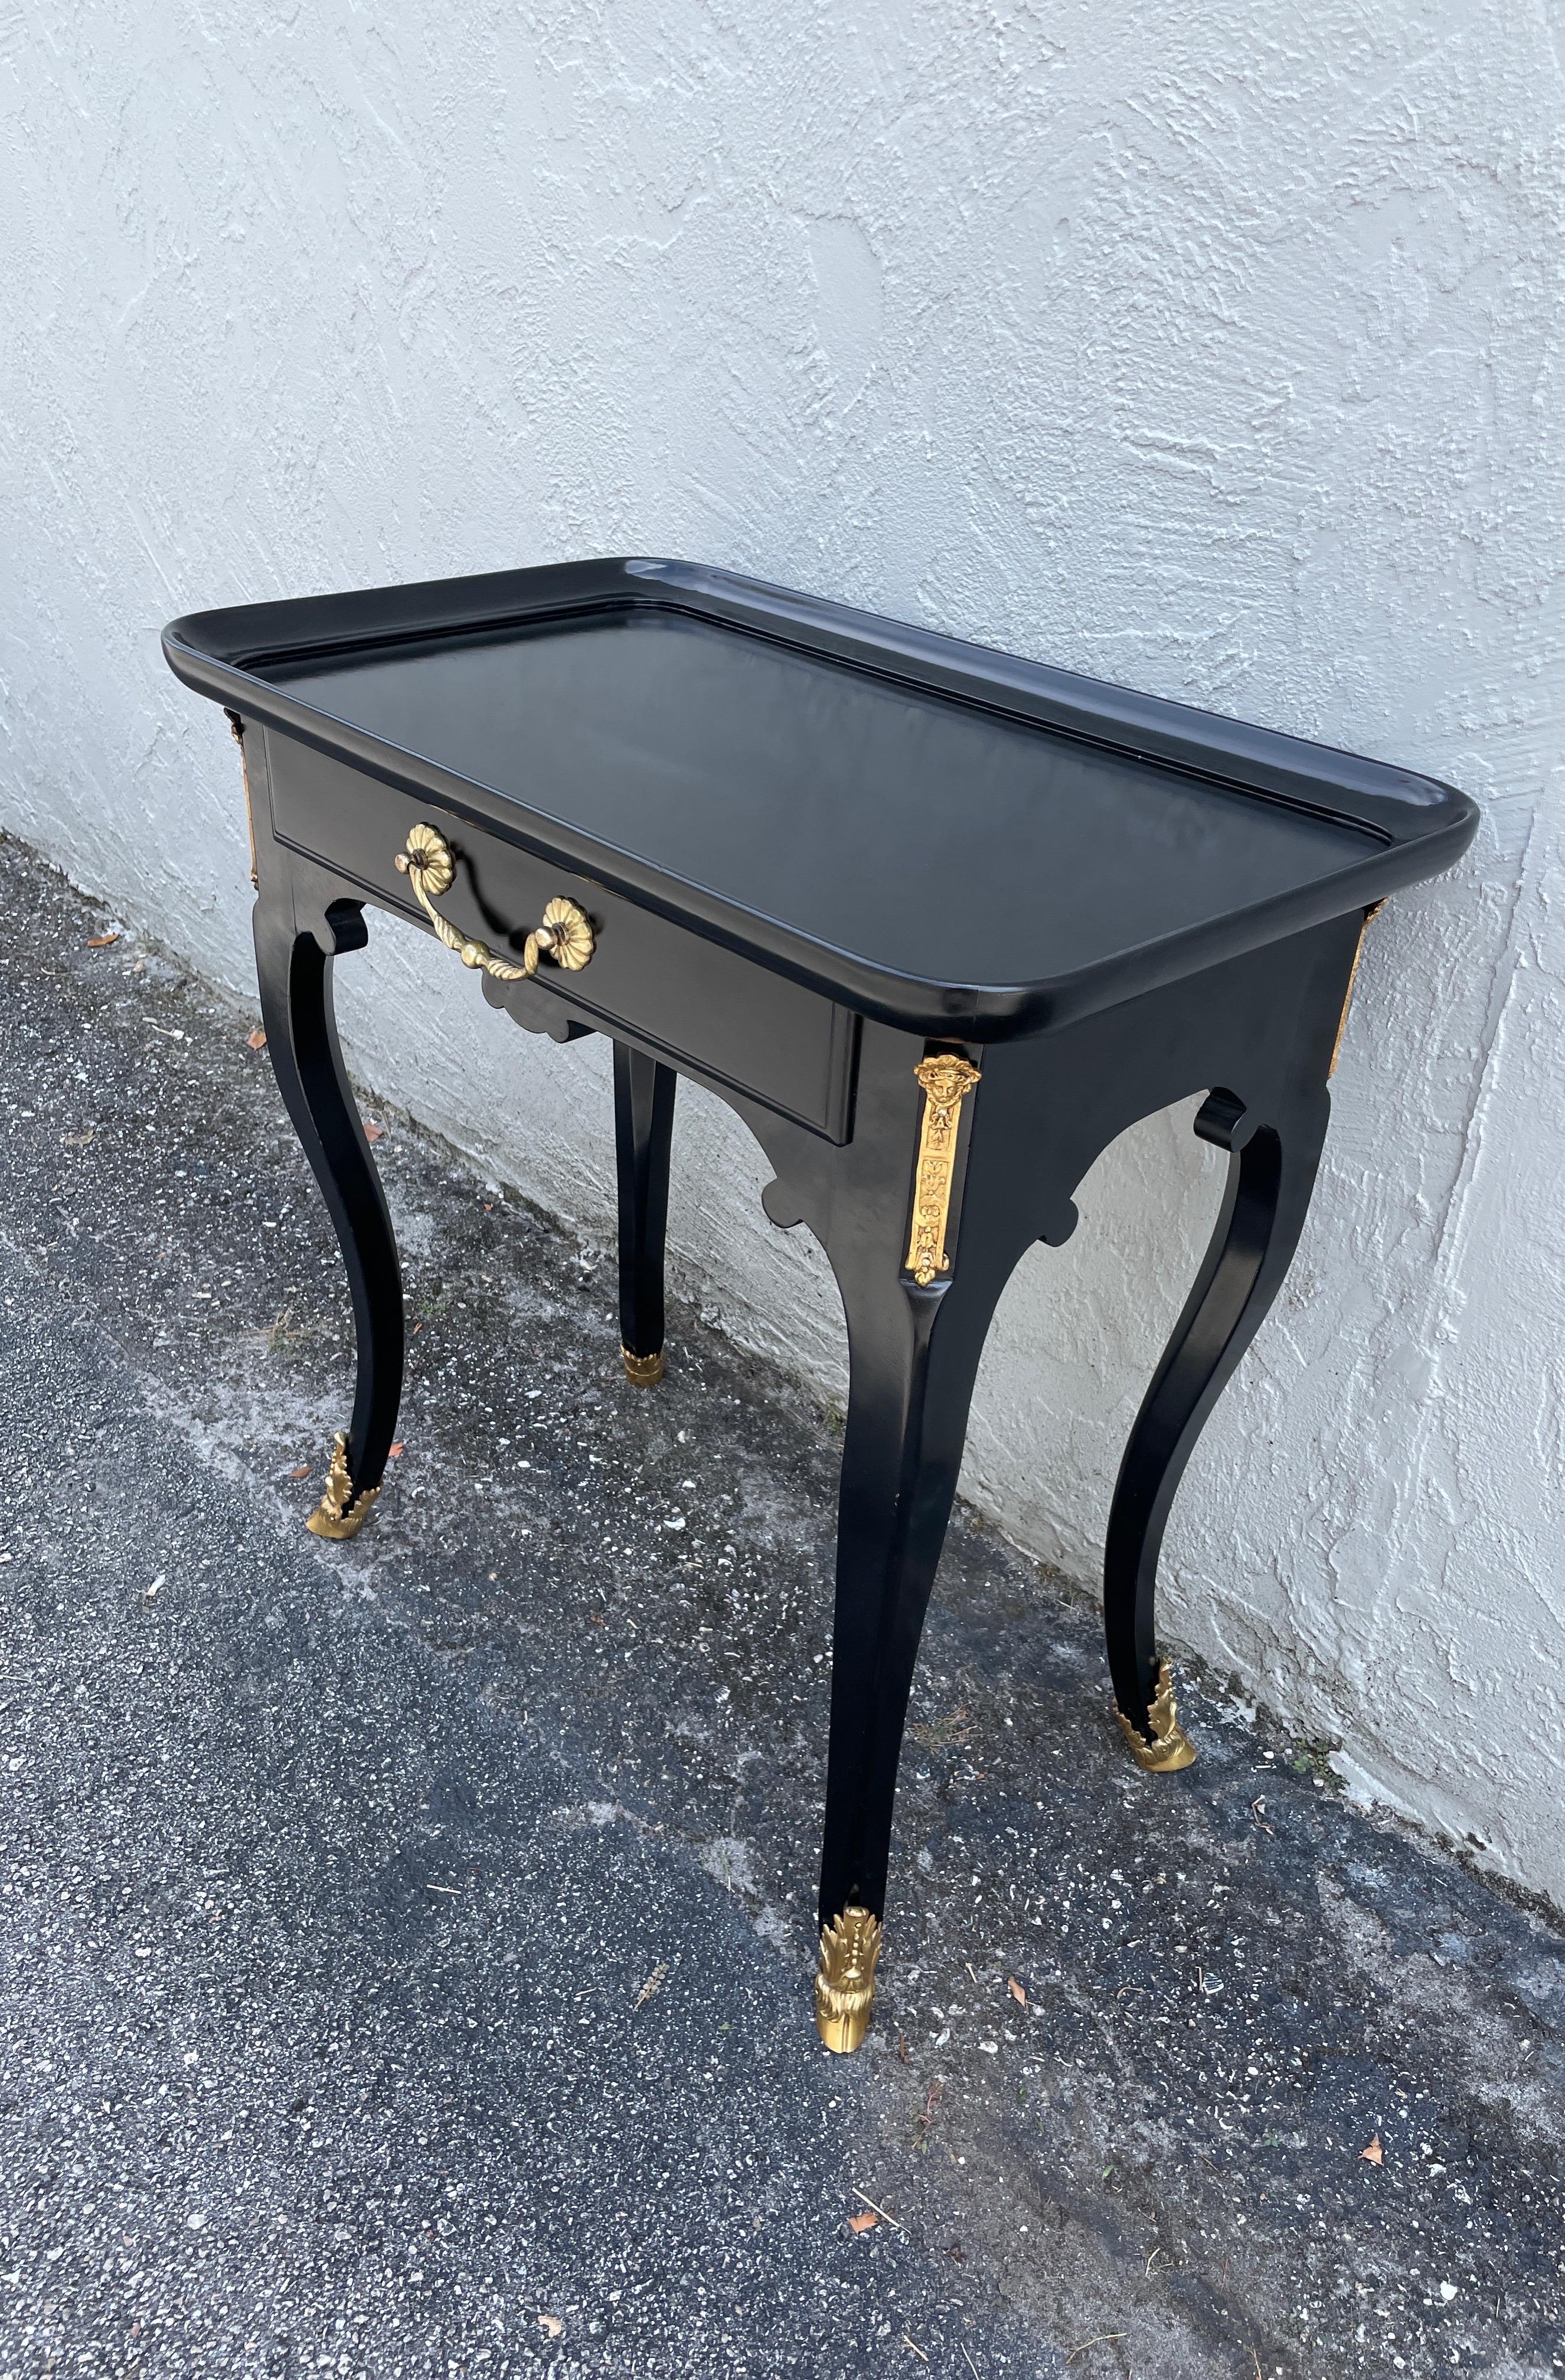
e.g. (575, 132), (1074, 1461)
(165, 558), (1478, 1034)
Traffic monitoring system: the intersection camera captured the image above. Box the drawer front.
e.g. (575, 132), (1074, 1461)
(263, 731), (858, 1142)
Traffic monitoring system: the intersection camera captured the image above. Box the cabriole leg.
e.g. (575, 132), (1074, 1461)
(809, 1285), (981, 2046)
(813, 1050), (1007, 2051)
(254, 896), (404, 1539)
(613, 1043), (677, 1384)
(1103, 1088), (1330, 1767)
(816, 1264), (1001, 2049)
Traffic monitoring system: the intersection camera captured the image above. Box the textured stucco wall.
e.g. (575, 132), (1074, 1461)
(5, 4), (1564, 1897)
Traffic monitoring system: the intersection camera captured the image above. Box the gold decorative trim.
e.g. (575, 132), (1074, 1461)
(304, 1430), (381, 1541)
(905, 1052), (981, 1287)
(814, 1904), (883, 2052)
(621, 1345), (665, 1385)
(1116, 1659), (1197, 1772)
(394, 822), (595, 985)
(227, 711), (259, 889)
(1328, 901), (1386, 1077)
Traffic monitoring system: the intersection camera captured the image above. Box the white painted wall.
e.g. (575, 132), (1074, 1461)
(5, 3), (1564, 1897)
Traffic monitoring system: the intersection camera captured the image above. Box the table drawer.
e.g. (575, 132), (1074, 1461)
(262, 730), (858, 1143)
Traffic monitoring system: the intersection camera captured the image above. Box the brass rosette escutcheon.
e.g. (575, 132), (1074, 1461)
(305, 1430), (381, 1541)
(814, 1904), (883, 2052)
(395, 822), (595, 984)
(1116, 1659), (1197, 1772)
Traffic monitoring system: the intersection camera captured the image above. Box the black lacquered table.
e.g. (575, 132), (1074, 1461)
(164, 558), (1476, 2052)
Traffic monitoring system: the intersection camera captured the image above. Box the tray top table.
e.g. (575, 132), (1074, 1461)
(165, 556), (1476, 2052)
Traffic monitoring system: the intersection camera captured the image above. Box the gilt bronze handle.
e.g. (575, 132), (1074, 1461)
(394, 821), (595, 983)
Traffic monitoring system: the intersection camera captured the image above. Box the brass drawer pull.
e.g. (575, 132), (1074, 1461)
(394, 821), (594, 982)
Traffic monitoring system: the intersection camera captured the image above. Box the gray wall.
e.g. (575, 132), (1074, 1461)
(6, 2), (1565, 1897)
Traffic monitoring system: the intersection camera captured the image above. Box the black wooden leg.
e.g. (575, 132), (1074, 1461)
(763, 1039), (1018, 2052)
(807, 1039), (1027, 2046)
(1103, 1088), (1330, 1767)
(254, 897), (404, 1539)
(613, 1042), (676, 1385)
(814, 1266), (1000, 2048)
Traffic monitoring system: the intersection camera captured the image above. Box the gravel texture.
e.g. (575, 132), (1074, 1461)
(1, 832), (1563, 2378)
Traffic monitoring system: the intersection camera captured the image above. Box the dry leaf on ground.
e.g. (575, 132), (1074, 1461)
(536, 2313), (563, 2339)
(1007, 1975), (1027, 2008)
(289, 1465), (311, 1480)
(848, 2209), (878, 2234)
(246, 1028), (266, 1050)
(388, 1441), (405, 1457)
(86, 933), (119, 949)
(364, 1119), (385, 1142)
(1361, 2134), (1384, 2165)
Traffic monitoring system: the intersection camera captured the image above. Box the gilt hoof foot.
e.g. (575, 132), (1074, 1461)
(304, 1430), (381, 1541)
(814, 1905), (883, 2052)
(1115, 1659), (1197, 1772)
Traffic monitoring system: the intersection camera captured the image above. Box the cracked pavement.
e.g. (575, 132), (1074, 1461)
(1, 831), (1563, 2377)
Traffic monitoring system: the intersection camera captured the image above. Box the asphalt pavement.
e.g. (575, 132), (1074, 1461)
(1, 832), (1562, 2378)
